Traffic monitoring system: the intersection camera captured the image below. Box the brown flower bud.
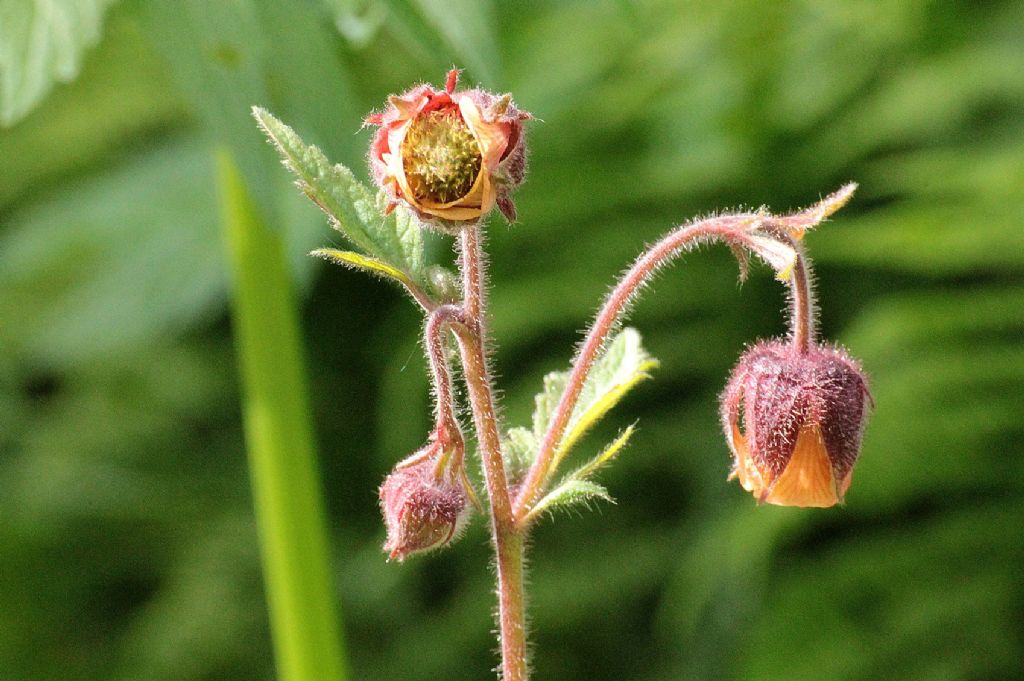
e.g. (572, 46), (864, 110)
(720, 340), (871, 507)
(365, 69), (529, 226)
(379, 449), (472, 561)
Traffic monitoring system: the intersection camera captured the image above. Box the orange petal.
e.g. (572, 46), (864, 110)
(729, 424), (768, 495)
(763, 426), (841, 508)
(389, 94), (425, 120)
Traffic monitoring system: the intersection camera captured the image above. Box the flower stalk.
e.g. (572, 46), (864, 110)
(511, 204), (844, 521)
(425, 304), (466, 451)
(788, 243), (816, 354)
(514, 215), (754, 518)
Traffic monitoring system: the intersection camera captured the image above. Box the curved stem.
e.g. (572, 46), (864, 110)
(425, 304), (466, 448)
(454, 227), (527, 681)
(513, 215), (765, 521)
(788, 246), (816, 354)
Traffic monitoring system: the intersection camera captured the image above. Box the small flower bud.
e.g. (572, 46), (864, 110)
(366, 69), (530, 227)
(720, 340), (871, 507)
(426, 265), (461, 303)
(379, 448), (472, 561)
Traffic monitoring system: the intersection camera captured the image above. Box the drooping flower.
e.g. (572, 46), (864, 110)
(720, 340), (871, 507)
(379, 445), (473, 561)
(365, 69), (529, 226)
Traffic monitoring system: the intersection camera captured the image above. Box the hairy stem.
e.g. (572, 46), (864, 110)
(454, 227), (528, 681)
(788, 246), (816, 354)
(513, 215), (768, 521)
(425, 304), (466, 448)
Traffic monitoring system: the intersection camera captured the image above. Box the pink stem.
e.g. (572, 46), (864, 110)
(512, 214), (767, 521)
(788, 246), (816, 354)
(425, 304), (466, 448)
(452, 227), (527, 681)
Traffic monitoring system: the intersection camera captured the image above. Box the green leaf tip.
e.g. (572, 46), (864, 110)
(311, 248), (415, 285)
(526, 479), (614, 524)
(523, 425), (636, 525)
(573, 424), (637, 483)
(253, 107), (428, 291)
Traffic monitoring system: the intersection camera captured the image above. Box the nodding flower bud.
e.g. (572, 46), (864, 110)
(365, 68), (530, 226)
(720, 340), (871, 508)
(379, 445), (473, 561)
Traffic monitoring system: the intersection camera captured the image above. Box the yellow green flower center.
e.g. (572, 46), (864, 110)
(402, 111), (482, 204)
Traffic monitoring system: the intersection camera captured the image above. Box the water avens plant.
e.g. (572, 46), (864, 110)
(254, 69), (871, 681)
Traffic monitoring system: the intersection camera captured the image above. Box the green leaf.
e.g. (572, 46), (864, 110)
(502, 426), (537, 477)
(0, 139), (224, 368)
(311, 248), (419, 291)
(532, 370), (568, 440)
(531, 328), (657, 469)
(0, 15), (184, 208)
(310, 248), (412, 284)
(525, 479), (613, 523)
(253, 107), (427, 286)
(0, 0), (116, 126)
(520, 425), (635, 525)
(572, 424), (636, 483)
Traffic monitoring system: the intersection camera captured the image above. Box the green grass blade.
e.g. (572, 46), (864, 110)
(217, 149), (349, 681)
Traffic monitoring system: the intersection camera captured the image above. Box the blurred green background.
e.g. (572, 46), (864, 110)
(2, 1), (1023, 680)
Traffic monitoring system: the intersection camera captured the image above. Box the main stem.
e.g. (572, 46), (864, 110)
(454, 227), (528, 681)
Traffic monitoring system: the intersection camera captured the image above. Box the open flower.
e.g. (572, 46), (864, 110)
(720, 340), (871, 507)
(379, 444), (473, 561)
(366, 69), (529, 226)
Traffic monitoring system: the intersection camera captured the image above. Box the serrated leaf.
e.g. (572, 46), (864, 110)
(532, 328), (657, 470)
(0, 0), (117, 126)
(526, 479), (613, 523)
(374, 190), (426, 280)
(521, 426), (635, 526)
(252, 107), (426, 285)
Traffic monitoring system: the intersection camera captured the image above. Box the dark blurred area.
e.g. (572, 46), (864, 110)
(2, 1), (1023, 680)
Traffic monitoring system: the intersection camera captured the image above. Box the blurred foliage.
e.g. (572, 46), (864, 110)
(1, 1), (1022, 680)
